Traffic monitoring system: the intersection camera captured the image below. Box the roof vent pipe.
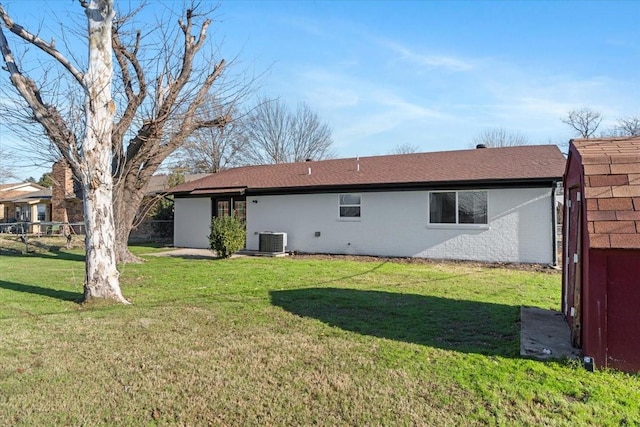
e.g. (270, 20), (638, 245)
(476, 144), (487, 149)
(305, 158), (312, 162)
(308, 167), (311, 175)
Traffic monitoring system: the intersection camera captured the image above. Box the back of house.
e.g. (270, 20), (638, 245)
(170, 145), (566, 264)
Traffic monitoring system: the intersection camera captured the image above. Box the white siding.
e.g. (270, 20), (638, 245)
(244, 188), (554, 264)
(174, 197), (211, 249)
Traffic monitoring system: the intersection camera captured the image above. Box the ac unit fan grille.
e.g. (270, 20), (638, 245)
(259, 233), (286, 253)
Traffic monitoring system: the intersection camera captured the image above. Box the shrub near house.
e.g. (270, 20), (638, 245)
(209, 215), (246, 258)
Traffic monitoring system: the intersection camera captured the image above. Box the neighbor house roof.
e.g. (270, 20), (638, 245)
(0, 183), (49, 203)
(171, 145), (566, 196)
(571, 136), (640, 249)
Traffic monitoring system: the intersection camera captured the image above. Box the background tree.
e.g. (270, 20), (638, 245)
(244, 98), (334, 164)
(0, 2), (250, 265)
(562, 107), (602, 138)
(175, 103), (250, 173)
(471, 127), (529, 147)
(37, 172), (54, 188)
(1, 0), (126, 302)
(613, 116), (640, 137)
(389, 143), (419, 154)
(0, 148), (17, 183)
(148, 169), (185, 238)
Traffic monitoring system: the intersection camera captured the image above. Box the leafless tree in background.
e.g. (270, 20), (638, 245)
(389, 143), (420, 154)
(472, 127), (530, 148)
(613, 116), (640, 137)
(562, 107), (602, 138)
(0, 148), (17, 183)
(0, 2), (255, 265)
(174, 102), (250, 173)
(244, 98), (334, 164)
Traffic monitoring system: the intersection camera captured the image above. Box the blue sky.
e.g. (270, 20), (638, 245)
(1, 0), (639, 180)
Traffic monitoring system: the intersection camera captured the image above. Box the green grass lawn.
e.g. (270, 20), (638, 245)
(0, 239), (638, 425)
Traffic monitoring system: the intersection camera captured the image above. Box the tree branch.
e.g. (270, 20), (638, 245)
(0, 5), (85, 86)
(0, 22), (79, 173)
(112, 24), (147, 178)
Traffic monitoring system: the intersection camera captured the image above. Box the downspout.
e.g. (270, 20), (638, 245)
(551, 181), (558, 267)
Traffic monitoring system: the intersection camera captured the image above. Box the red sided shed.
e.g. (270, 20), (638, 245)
(563, 137), (640, 373)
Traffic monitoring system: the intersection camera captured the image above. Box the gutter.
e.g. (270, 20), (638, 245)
(551, 180), (559, 266)
(242, 177), (564, 196)
(170, 177), (564, 199)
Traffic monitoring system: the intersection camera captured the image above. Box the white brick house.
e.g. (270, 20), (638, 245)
(170, 145), (566, 264)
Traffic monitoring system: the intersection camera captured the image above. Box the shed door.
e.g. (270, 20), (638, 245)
(606, 252), (640, 372)
(565, 187), (582, 347)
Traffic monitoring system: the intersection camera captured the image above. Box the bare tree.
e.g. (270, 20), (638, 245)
(472, 127), (529, 148)
(389, 143), (419, 154)
(562, 107), (602, 138)
(244, 99), (334, 164)
(0, 148), (17, 183)
(0, 2), (252, 266)
(614, 116), (640, 137)
(174, 103), (250, 173)
(1, 0), (127, 302)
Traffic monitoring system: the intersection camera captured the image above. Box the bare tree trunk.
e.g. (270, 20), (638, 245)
(82, 172), (125, 301)
(80, 0), (128, 303)
(113, 183), (146, 264)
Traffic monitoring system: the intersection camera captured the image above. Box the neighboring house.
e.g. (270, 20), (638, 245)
(170, 145), (566, 264)
(563, 136), (640, 373)
(0, 182), (52, 232)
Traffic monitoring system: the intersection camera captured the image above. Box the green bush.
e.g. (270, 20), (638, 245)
(208, 216), (246, 258)
(150, 197), (174, 238)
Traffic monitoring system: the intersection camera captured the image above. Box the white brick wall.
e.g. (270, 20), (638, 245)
(245, 187), (554, 264)
(174, 197), (211, 249)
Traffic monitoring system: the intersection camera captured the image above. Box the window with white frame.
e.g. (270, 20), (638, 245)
(429, 191), (487, 224)
(339, 194), (361, 218)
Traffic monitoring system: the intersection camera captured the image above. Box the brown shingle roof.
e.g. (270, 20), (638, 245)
(171, 145), (565, 195)
(145, 173), (209, 194)
(574, 137), (640, 249)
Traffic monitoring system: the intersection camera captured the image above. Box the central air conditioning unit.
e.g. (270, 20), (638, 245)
(259, 231), (287, 253)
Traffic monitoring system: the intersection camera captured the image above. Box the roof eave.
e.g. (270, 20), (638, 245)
(179, 177), (562, 197)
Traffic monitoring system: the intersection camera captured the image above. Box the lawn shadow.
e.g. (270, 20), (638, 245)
(0, 280), (83, 303)
(0, 247), (85, 262)
(270, 287), (520, 357)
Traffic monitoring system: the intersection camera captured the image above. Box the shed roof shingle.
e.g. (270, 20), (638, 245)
(171, 145), (565, 195)
(573, 137), (640, 249)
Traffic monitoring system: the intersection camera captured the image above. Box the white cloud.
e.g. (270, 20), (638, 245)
(378, 39), (474, 72)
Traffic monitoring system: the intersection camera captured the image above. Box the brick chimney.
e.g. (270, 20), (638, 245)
(51, 161), (84, 224)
